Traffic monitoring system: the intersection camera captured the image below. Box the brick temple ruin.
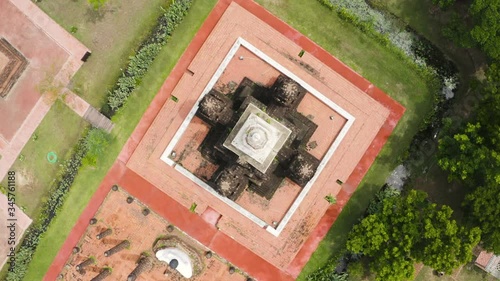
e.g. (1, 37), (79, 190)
(196, 75), (320, 200)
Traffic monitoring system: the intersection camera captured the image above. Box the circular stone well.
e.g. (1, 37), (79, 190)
(156, 247), (193, 278)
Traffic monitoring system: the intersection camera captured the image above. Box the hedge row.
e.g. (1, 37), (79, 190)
(6, 135), (89, 281)
(105, 0), (193, 115)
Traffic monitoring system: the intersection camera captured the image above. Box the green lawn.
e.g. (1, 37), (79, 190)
(22, 1), (218, 279)
(37, 0), (169, 108)
(253, 0), (437, 279)
(0, 101), (87, 218)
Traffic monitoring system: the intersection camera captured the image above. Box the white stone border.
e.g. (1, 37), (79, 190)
(161, 38), (355, 236)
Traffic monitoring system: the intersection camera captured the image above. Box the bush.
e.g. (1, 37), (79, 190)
(366, 185), (400, 215)
(307, 269), (348, 281)
(6, 131), (92, 281)
(105, 0), (193, 115)
(88, 0), (107, 11)
(82, 128), (111, 167)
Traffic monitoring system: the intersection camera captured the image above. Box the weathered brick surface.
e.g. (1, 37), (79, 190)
(60, 189), (248, 281)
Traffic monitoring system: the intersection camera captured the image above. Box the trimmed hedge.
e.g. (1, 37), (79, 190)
(105, 0), (193, 115)
(6, 133), (89, 281)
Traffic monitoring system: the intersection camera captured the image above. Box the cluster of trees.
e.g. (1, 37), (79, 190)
(438, 64), (500, 254)
(347, 190), (481, 281)
(434, 0), (500, 60)
(433, 0), (500, 256)
(313, 1), (500, 281)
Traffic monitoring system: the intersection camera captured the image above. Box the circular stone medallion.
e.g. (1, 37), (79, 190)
(245, 126), (268, 150)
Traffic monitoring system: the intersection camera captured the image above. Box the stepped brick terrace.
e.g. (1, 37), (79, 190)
(47, 1), (404, 280)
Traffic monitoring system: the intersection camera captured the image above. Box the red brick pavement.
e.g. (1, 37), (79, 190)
(46, 0), (404, 280)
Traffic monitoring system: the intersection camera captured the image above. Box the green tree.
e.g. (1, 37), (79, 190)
(438, 122), (494, 184)
(371, 253), (414, 281)
(463, 185), (500, 253)
(470, 0), (500, 59)
(414, 204), (481, 272)
(442, 12), (475, 48)
(347, 191), (480, 280)
(82, 128), (112, 167)
(438, 64), (500, 253)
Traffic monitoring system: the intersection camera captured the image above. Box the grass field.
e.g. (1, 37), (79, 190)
(21, 1), (218, 279)
(37, 0), (168, 108)
(254, 0), (437, 279)
(0, 101), (87, 218)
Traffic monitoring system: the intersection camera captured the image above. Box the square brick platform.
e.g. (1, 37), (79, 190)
(128, 0), (392, 269)
(46, 1), (404, 280)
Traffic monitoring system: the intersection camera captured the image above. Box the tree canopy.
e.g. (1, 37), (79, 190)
(463, 185), (500, 253)
(438, 122), (500, 185)
(470, 0), (500, 59)
(347, 190), (480, 281)
(438, 64), (500, 254)
(441, 0), (500, 59)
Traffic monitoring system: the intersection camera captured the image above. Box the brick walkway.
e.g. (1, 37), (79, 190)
(45, 1), (404, 280)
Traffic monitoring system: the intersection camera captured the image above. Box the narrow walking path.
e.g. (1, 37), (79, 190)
(82, 107), (114, 132)
(63, 90), (114, 133)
